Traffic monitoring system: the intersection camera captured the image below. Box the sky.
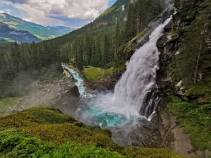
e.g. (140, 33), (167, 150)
(0, 0), (117, 28)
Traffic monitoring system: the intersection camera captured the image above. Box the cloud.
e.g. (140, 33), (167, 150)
(1, 0), (110, 26)
(7, 0), (28, 4)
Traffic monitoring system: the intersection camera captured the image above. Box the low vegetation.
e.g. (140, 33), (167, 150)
(167, 96), (211, 150)
(185, 82), (211, 103)
(0, 130), (125, 158)
(83, 66), (114, 81)
(0, 107), (183, 158)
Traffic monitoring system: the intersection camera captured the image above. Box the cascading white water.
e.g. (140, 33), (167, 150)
(61, 63), (93, 98)
(63, 17), (172, 128)
(112, 17), (172, 118)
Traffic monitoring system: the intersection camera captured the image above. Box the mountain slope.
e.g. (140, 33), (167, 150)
(0, 22), (40, 43)
(0, 13), (73, 40)
(41, 0), (164, 68)
(49, 0), (129, 44)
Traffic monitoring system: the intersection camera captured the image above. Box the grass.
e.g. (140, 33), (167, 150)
(168, 96), (211, 150)
(0, 107), (75, 130)
(0, 108), (120, 151)
(83, 66), (114, 81)
(63, 144), (125, 158)
(23, 124), (120, 150)
(0, 107), (184, 158)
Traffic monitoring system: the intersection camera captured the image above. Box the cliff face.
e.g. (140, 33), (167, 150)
(157, 0), (211, 157)
(158, 0), (211, 102)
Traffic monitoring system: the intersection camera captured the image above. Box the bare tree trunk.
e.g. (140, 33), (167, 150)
(194, 43), (202, 84)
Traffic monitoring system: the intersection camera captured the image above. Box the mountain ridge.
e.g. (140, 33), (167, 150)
(0, 13), (73, 41)
(0, 22), (40, 43)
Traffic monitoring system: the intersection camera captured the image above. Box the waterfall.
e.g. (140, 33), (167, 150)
(113, 17), (172, 118)
(63, 17), (172, 128)
(61, 63), (93, 98)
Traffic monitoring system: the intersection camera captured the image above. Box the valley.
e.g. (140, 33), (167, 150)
(0, 0), (210, 158)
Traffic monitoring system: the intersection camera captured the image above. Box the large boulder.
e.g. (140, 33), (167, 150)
(66, 85), (80, 97)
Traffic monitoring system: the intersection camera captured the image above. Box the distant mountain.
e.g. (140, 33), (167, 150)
(0, 13), (73, 40)
(0, 22), (40, 43)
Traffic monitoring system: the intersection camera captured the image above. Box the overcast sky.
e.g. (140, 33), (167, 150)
(0, 0), (117, 28)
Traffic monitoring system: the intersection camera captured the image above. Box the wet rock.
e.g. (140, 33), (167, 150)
(164, 20), (173, 32)
(54, 78), (81, 116)
(111, 118), (162, 147)
(137, 33), (150, 48)
(157, 35), (169, 52)
(87, 73), (121, 91)
(140, 88), (161, 118)
(67, 85), (80, 97)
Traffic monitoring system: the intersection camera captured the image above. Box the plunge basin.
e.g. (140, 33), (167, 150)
(79, 105), (128, 128)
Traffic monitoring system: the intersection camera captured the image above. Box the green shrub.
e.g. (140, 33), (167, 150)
(0, 130), (52, 158)
(51, 144), (125, 158)
(0, 130), (125, 158)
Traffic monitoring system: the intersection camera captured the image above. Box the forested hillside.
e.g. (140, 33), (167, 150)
(0, 0), (166, 97)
